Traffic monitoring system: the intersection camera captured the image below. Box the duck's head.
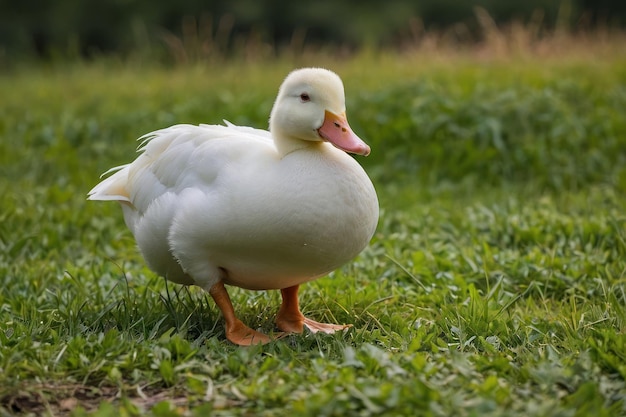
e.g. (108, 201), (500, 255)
(269, 68), (370, 156)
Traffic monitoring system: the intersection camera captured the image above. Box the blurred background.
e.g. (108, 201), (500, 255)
(1, 0), (625, 64)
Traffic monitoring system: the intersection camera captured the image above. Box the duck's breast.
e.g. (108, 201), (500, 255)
(169, 143), (378, 290)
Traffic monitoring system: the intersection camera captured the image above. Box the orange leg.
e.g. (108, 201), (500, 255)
(276, 285), (352, 334)
(208, 281), (272, 346)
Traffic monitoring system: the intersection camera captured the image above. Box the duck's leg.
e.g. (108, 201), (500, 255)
(208, 281), (272, 345)
(276, 285), (352, 334)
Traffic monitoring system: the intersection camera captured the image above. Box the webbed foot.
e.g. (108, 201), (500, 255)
(275, 285), (352, 334)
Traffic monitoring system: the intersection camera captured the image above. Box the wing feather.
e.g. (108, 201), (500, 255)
(87, 122), (275, 208)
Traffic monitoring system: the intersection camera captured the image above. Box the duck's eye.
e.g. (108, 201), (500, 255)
(300, 93), (310, 102)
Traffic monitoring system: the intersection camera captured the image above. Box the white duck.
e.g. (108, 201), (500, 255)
(88, 68), (379, 345)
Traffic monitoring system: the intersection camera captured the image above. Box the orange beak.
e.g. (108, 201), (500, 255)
(317, 110), (370, 156)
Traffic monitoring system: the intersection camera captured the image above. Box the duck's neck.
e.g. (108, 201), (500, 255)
(272, 130), (322, 157)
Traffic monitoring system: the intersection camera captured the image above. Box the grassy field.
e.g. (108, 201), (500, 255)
(1, 39), (626, 416)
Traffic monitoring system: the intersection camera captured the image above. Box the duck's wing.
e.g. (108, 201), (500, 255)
(87, 123), (275, 210)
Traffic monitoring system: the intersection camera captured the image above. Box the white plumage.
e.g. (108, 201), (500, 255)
(89, 68), (378, 345)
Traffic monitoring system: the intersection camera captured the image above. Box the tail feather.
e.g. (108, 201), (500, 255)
(87, 164), (131, 203)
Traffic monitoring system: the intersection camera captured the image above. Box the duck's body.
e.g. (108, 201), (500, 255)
(89, 68), (378, 345)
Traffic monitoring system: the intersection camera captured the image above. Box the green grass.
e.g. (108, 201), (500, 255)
(1, 48), (626, 416)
